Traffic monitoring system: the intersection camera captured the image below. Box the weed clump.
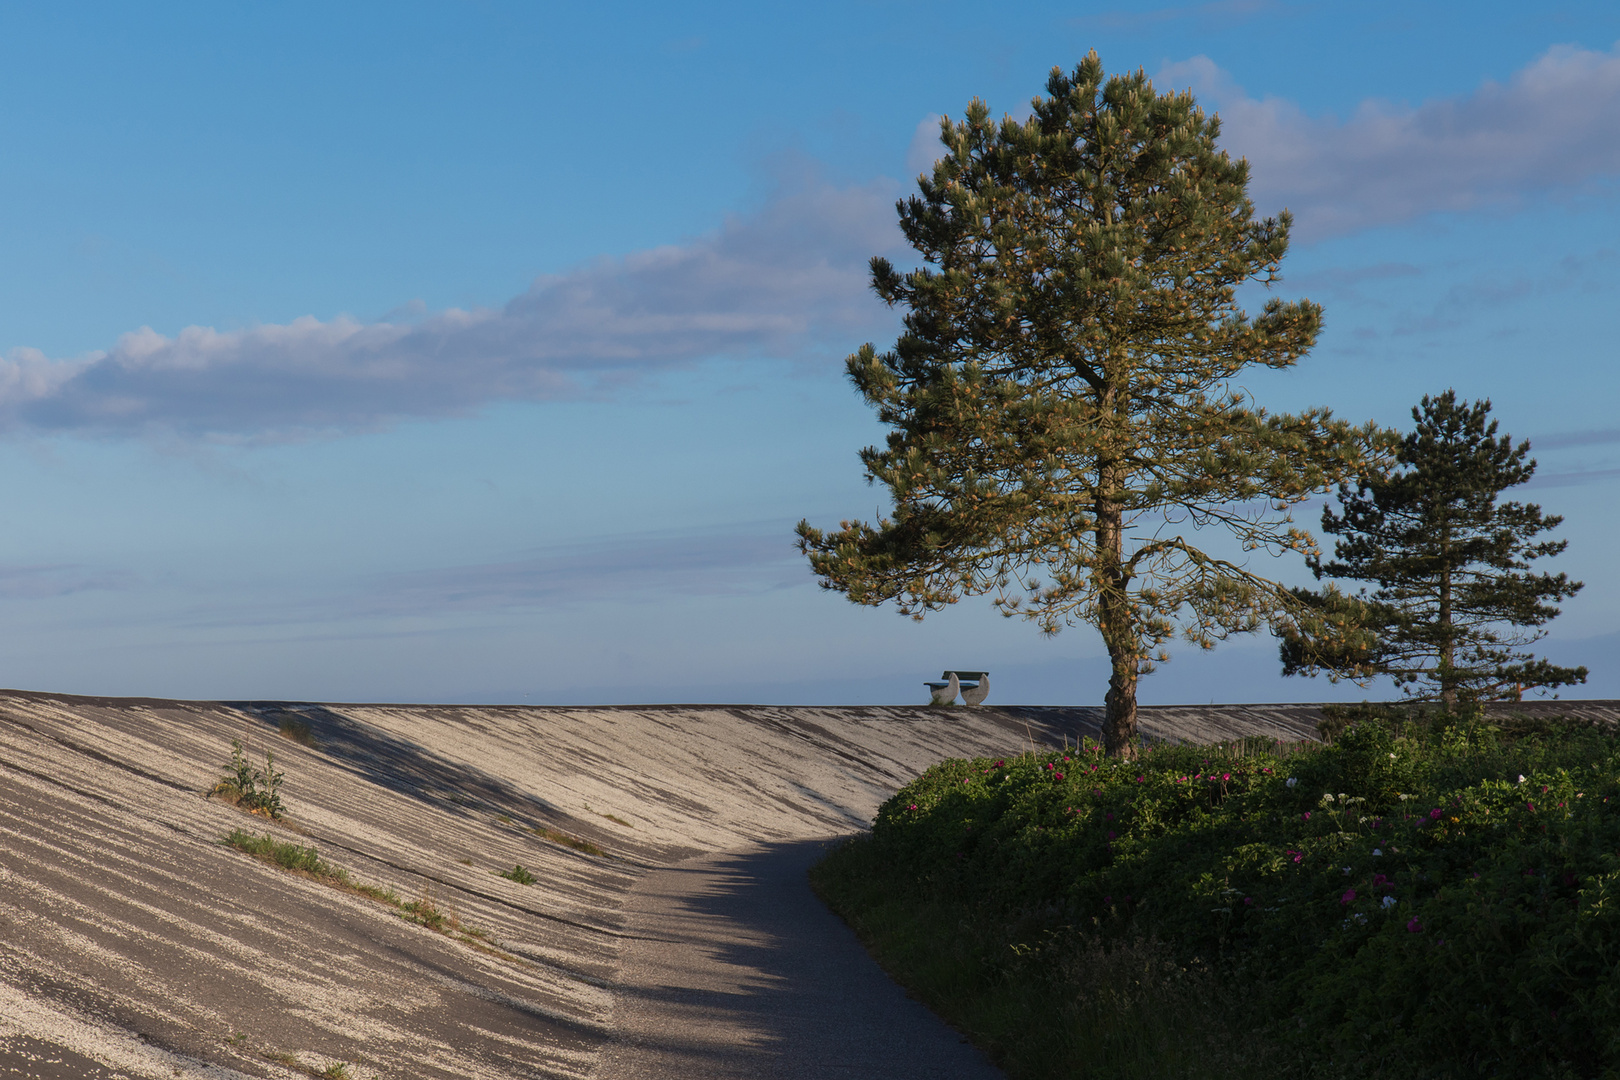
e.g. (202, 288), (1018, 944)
(498, 864), (537, 885)
(816, 711), (1620, 1078)
(212, 739), (286, 819)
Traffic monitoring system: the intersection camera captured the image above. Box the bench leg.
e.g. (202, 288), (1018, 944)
(927, 673), (960, 705)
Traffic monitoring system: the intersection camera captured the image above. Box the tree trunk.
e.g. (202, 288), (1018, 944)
(1439, 527), (1456, 711)
(1096, 477), (1138, 758)
(1103, 640), (1139, 759)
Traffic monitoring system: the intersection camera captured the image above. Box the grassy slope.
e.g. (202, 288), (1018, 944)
(812, 712), (1620, 1080)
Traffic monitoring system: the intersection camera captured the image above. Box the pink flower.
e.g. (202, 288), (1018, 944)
(1243, 896), (1255, 905)
(1429, 808), (1443, 821)
(1107, 830), (1116, 840)
(908, 804), (918, 810)
(1055, 772), (1065, 780)
(1407, 916), (1423, 933)
(1340, 889), (1355, 905)
(1302, 812), (1312, 821)
(1222, 773), (1232, 781)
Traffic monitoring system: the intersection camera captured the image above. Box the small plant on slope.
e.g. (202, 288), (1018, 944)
(212, 738), (286, 819)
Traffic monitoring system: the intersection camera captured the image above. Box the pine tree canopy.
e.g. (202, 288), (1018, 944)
(1280, 390), (1586, 707)
(796, 53), (1385, 756)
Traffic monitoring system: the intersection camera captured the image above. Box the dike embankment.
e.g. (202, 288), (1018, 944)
(1, 691), (1611, 1079)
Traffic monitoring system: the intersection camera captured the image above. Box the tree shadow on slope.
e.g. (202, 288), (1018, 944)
(226, 701), (600, 840)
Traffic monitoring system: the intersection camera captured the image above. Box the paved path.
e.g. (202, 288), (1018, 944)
(594, 839), (1003, 1079)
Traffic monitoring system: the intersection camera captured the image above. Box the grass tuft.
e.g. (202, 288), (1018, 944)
(278, 715), (319, 747)
(220, 830), (519, 968)
(224, 829), (339, 878)
(531, 824), (603, 856)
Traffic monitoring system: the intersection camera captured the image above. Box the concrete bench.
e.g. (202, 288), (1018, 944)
(924, 670), (990, 706)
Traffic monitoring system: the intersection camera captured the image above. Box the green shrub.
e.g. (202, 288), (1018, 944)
(820, 713), (1620, 1078)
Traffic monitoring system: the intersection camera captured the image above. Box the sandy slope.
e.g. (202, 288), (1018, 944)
(0, 693), (1090, 1078)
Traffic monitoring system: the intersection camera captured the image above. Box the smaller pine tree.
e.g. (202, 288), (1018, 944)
(1280, 390), (1586, 707)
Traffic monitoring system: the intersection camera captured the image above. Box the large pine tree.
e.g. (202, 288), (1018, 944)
(796, 54), (1382, 756)
(1281, 390), (1586, 707)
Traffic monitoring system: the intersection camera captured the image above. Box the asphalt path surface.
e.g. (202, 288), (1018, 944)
(595, 839), (1003, 1079)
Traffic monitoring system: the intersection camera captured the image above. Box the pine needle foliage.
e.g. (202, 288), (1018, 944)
(1281, 391), (1586, 707)
(797, 53), (1383, 756)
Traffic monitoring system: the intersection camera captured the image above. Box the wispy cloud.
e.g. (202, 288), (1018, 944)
(1534, 428), (1620, 451)
(1160, 42), (1620, 237)
(0, 564), (132, 599)
(0, 175), (903, 442)
(1525, 466), (1620, 490)
(361, 525), (808, 615)
(171, 523), (811, 629)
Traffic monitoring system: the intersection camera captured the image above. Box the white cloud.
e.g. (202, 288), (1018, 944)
(906, 114), (946, 178)
(0, 175), (903, 441)
(1159, 42), (1620, 237)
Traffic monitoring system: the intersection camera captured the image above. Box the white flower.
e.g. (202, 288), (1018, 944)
(1518, 775), (1527, 784)
(1343, 867), (1352, 875)
(1286, 777), (1298, 788)
(1372, 848), (1383, 856)
(1382, 895), (1397, 908)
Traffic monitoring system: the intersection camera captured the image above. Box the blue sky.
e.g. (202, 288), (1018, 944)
(2, 0), (1617, 705)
